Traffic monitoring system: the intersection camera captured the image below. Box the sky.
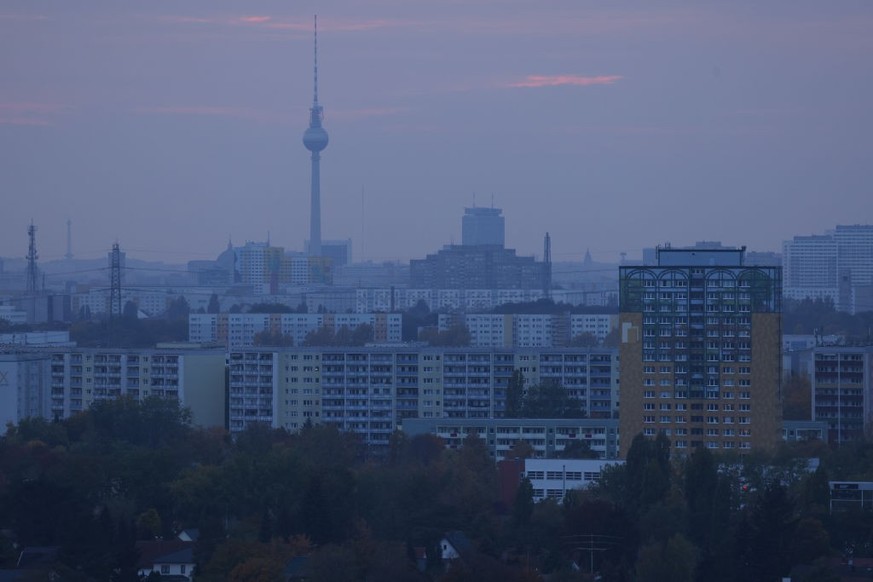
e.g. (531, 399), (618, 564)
(1, 1), (872, 265)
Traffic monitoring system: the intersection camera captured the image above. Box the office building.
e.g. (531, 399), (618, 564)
(619, 246), (782, 456)
(410, 246), (546, 290)
(462, 207), (505, 247)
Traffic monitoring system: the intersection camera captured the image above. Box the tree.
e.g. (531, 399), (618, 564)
(207, 293), (221, 314)
(505, 370), (525, 419)
(167, 296), (190, 320)
(557, 439), (598, 459)
(122, 300), (138, 321)
(521, 380), (585, 419)
(513, 478), (534, 527)
(569, 332), (598, 347)
(253, 330), (294, 347)
(636, 533), (697, 582)
(783, 373), (812, 420)
(419, 324), (471, 347)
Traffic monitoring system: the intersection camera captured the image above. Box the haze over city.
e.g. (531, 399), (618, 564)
(2, 1), (872, 264)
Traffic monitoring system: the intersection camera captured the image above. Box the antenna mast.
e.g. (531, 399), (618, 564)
(26, 221), (39, 295)
(65, 219), (73, 260)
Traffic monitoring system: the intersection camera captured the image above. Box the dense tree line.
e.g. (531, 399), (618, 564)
(3, 401), (873, 581)
(783, 298), (873, 342)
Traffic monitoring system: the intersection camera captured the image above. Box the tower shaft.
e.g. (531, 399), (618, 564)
(309, 151), (322, 256)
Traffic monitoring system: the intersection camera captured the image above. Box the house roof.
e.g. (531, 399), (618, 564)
(135, 541), (194, 569)
(442, 531), (473, 556)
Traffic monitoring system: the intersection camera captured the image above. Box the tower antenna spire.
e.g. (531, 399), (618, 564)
(313, 14), (319, 106)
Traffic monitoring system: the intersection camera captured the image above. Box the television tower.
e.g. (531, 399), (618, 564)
(302, 14), (329, 257)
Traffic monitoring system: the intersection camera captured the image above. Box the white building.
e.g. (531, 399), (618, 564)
(523, 458), (625, 502)
(0, 352), (52, 430)
(783, 225), (873, 313)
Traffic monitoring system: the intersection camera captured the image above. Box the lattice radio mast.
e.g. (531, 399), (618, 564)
(26, 221), (40, 295)
(109, 242), (122, 319)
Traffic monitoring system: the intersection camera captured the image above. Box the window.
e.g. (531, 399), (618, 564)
(161, 565), (170, 574)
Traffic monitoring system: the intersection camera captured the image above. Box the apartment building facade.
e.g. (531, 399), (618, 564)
(189, 312), (402, 348)
(227, 347), (620, 450)
(619, 247), (782, 456)
(813, 346), (873, 444)
(47, 348), (226, 427)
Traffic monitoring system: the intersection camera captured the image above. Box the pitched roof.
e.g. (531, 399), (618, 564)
(135, 541), (195, 569)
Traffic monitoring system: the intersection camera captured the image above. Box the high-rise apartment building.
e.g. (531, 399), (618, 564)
(619, 247), (782, 456)
(783, 224), (873, 312)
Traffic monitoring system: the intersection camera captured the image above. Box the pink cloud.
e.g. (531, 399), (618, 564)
(237, 15), (271, 24)
(158, 14), (414, 34)
(134, 105), (291, 125)
(329, 107), (409, 121)
(0, 102), (67, 126)
(507, 75), (623, 88)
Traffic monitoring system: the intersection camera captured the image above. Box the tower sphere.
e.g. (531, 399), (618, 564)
(303, 125), (329, 152)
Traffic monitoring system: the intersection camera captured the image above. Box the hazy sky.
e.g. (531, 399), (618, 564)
(2, 1), (871, 265)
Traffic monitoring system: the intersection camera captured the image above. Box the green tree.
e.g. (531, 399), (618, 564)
(522, 380), (585, 419)
(207, 293), (221, 314)
(636, 533), (697, 582)
(505, 370), (525, 418)
(513, 478), (534, 527)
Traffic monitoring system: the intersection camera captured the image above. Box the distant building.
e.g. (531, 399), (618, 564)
(619, 246), (783, 456)
(783, 224), (873, 313)
(306, 239), (352, 269)
(410, 245), (546, 290)
(462, 207), (505, 247)
(438, 313), (617, 348)
(189, 312), (402, 348)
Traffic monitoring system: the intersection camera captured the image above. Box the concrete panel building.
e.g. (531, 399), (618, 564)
(47, 348), (226, 427)
(812, 346), (873, 445)
(619, 247), (782, 456)
(227, 347), (620, 451)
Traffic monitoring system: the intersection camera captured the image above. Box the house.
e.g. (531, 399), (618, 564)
(136, 540), (195, 581)
(440, 531), (472, 562)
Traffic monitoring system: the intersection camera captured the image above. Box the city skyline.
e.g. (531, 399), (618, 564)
(2, 1), (872, 264)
